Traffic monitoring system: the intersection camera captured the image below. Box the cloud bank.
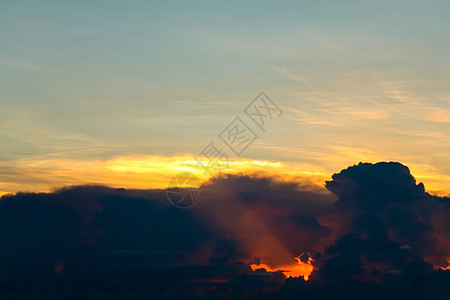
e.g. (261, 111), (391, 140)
(0, 162), (449, 299)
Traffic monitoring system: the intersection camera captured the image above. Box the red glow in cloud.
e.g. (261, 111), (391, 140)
(438, 259), (450, 271)
(250, 254), (314, 280)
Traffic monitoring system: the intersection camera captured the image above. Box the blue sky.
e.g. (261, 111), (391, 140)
(1, 1), (450, 194)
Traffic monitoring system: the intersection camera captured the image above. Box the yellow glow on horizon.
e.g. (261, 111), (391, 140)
(0, 154), (329, 195)
(0, 154), (449, 197)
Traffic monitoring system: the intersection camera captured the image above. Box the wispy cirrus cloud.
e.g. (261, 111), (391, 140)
(425, 109), (450, 123)
(0, 58), (46, 72)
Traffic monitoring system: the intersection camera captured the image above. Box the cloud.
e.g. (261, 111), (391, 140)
(312, 162), (450, 292)
(0, 155), (330, 194)
(425, 110), (450, 123)
(0, 162), (449, 298)
(194, 174), (334, 268)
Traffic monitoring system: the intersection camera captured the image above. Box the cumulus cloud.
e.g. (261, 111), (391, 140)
(0, 162), (449, 299)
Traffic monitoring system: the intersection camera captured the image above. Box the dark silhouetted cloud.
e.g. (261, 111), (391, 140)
(0, 162), (449, 299)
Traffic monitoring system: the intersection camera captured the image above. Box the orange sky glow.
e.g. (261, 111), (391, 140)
(250, 255), (314, 280)
(1, 154), (449, 198)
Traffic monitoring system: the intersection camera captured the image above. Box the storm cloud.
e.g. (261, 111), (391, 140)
(0, 162), (449, 299)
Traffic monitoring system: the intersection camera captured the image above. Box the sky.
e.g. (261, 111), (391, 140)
(1, 0), (450, 195)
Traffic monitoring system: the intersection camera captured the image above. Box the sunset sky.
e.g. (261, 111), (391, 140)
(1, 0), (450, 196)
(2, 2), (450, 299)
